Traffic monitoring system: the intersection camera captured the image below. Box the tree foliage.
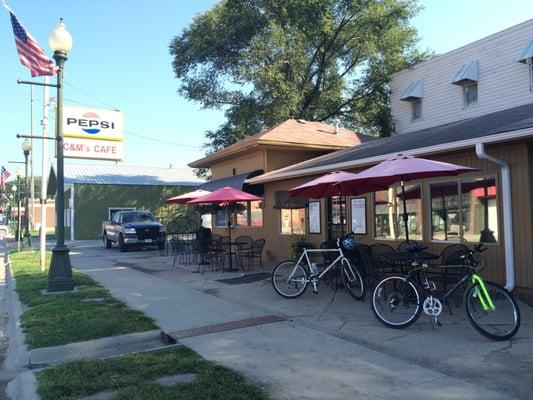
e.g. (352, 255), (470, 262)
(170, 0), (431, 154)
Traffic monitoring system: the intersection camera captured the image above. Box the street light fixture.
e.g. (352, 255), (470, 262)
(47, 19), (74, 292)
(21, 138), (32, 249)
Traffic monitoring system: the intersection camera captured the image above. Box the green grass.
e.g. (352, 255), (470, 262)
(37, 346), (268, 400)
(10, 251), (157, 348)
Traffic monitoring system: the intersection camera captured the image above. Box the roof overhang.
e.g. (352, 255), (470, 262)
(246, 127), (533, 185)
(201, 170), (264, 195)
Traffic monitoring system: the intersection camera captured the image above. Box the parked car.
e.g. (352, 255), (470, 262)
(102, 210), (166, 252)
(0, 214), (9, 240)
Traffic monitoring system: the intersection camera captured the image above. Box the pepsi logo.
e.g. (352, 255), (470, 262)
(66, 112), (116, 135)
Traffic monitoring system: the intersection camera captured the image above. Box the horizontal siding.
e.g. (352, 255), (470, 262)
(391, 19), (533, 134)
(260, 143), (532, 290)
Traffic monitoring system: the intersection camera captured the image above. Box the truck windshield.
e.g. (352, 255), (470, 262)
(122, 212), (155, 223)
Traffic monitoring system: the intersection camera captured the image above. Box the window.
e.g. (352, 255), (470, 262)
(430, 182), (460, 241)
(250, 201), (263, 227)
(234, 201), (248, 226)
(281, 208), (306, 235)
(214, 201), (263, 227)
(215, 209), (227, 227)
(108, 207), (135, 220)
(463, 82), (478, 107)
(430, 177), (498, 243)
(331, 196), (346, 225)
(374, 184), (422, 240)
(412, 98), (422, 120)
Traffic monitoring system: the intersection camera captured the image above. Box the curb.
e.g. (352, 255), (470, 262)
(2, 250), (38, 400)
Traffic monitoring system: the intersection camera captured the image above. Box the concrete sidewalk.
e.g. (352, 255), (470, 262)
(69, 241), (524, 400)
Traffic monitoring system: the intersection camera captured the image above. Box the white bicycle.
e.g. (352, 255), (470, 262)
(271, 236), (365, 300)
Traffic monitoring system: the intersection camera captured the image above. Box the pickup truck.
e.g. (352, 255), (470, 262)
(102, 210), (166, 252)
(0, 214), (9, 240)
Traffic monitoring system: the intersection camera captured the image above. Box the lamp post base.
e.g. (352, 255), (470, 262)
(22, 232), (32, 249)
(48, 245), (74, 292)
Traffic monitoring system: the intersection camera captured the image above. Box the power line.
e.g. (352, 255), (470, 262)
(61, 81), (202, 149)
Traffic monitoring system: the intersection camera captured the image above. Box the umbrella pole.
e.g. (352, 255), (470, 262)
(401, 180), (410, 242)
(442, 192), (448, 241)
(337, 186), (345, 237)
(227, 204), (233, 270)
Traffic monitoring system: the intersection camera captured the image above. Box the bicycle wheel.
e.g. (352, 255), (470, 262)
(371, 275), (422, 328)
(341, 258), (364, 300)
(464, 281), (521, 341)
(271, 261), (308, 298)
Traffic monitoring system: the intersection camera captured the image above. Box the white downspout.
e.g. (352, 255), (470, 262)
(475, 143), (515, 291)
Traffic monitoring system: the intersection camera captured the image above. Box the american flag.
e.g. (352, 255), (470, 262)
(1, 166), (11, 190)
(5, 4), (56, 77)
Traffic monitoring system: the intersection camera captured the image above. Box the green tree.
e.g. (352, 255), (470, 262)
(170, 0), (431, 153)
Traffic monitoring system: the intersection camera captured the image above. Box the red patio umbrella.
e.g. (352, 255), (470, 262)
(288, 170), (382, 236)
(341, 154), (478, 241)
(187, 186), (262, 270)
(165, 189), (211, 204)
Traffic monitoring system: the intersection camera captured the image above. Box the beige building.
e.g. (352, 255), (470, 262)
(190, 21), (533, 295)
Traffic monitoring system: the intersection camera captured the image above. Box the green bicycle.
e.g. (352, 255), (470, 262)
(371, 243), (521, 341)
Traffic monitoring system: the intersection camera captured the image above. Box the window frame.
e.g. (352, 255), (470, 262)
(411, 98), (422, 120)
(427, 175), (499, 244)
(372, 184), (423, 241)
(213, 200), (263, 228)
(280, 208), (306, 235)
(463, 81), (478, 108)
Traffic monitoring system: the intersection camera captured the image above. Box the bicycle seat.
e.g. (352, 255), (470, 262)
(405, 243), (428, 253)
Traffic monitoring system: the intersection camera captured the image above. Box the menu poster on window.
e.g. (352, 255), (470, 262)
(308, 201), (321, 234)
(351, 198), (366, 234)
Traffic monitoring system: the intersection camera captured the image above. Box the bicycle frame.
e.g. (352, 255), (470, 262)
(404, 262), (495, 312)
(287, 247), (347, 282)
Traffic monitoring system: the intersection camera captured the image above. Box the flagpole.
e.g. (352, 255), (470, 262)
(40, 77), (50, 271)
(30, 84), (35, 233)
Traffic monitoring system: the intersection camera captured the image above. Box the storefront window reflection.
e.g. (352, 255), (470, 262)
(374, 184), (422, 240)
(430, 177), (498, 243)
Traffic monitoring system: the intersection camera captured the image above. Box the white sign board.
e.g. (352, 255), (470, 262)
(308, 201), (321, 234)
(63, 137), (124, 161)
(351, 198), (366, 235)
(63, 106), (124, 141)
(62, 106), (124, 161)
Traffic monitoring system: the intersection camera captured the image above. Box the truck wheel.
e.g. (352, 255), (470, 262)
(103, 232), (112, 248)
(158, 241), (165, 251)
(119, 235), (128, 252)
(0, 230), (6, 240)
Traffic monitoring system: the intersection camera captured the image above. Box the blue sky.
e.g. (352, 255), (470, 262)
(0, 0), (532, 179)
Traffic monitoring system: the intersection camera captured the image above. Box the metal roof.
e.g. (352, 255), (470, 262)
(518, 40), (533, 64)
(400, 80), (423, 101)
(451, 60), (479, 85)
(56, 164), (204, 186)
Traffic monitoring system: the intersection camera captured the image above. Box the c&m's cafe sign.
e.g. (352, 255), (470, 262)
(62, 106), (124, 161)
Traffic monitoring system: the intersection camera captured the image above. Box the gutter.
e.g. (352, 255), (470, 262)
(475, 143), (515, 291)
(247, 126), (533, 184)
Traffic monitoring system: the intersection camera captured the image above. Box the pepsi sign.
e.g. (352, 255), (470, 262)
(63, 106), (124, 161)
(63, 106), (124, 141)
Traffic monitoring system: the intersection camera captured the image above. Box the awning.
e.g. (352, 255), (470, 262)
(400, 80), (423, 101)
(518, 40), (533, 64)
(451, 60), (479, 85)
(199, 170), (264, 196)
(274, 191), (308, 209)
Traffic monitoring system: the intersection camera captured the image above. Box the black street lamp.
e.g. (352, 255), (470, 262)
(21, 138), (32, 249)
(15, 169), (21, 251)
(47, 19), (74, 292)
